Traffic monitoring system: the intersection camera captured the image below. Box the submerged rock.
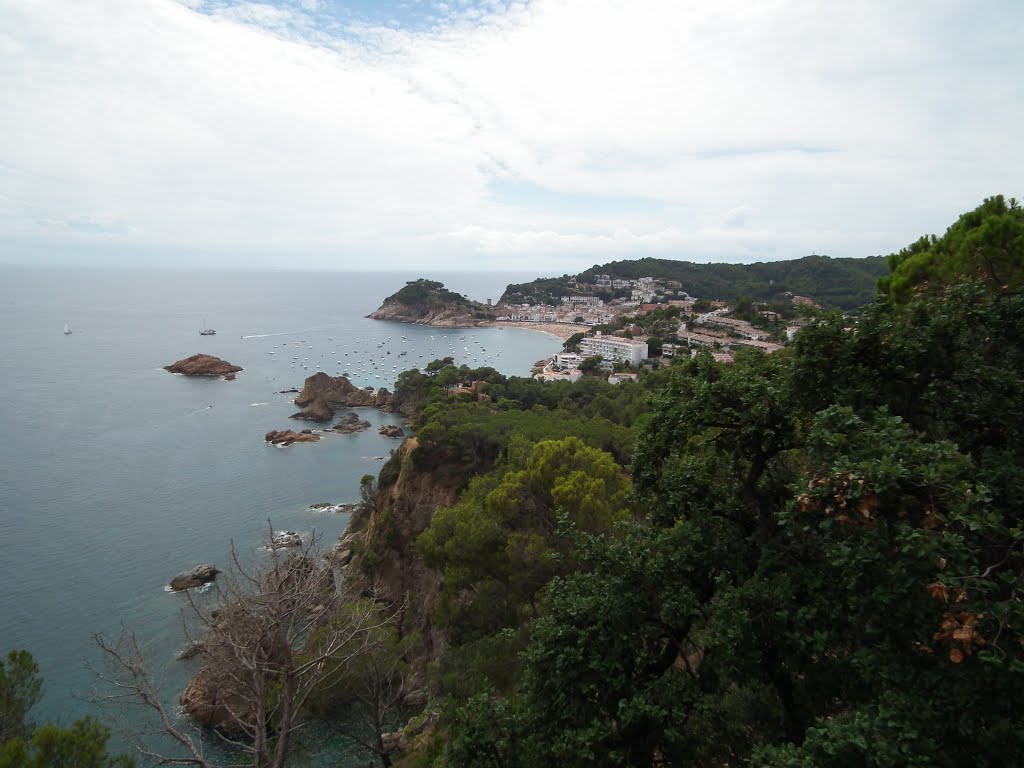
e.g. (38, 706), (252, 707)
(268, 531), (302, 549)
(169, 564), (220, 591)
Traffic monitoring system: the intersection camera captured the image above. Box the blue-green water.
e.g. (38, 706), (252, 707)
(0, 266), (557, 738)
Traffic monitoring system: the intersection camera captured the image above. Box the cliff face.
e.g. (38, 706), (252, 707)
(343, 438), (455, 672)
(367, 299), (479, 328)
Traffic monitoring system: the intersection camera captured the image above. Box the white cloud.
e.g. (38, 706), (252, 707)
(0, 0), (1020, 270)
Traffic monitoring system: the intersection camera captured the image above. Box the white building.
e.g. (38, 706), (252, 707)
(536, 369), (582, 383)
(554, 352), (583, 370)
(579, 333), (649, 367)
(561, 295), (603, 307)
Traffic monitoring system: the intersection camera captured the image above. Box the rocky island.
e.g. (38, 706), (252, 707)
(367, 279), (494, 328)
(291, 371), (393, 421)
(165, 354), (242, 378)
(265, 429), (320, 446)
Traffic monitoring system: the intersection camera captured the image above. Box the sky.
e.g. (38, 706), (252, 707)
(0, 0), (1020, 273)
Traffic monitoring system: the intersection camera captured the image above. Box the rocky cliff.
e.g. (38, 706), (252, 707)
(367, 300), (479, 328)
(338, 438), (455, 675)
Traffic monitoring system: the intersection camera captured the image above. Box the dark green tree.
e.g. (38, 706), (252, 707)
(0, 651), (41, 744)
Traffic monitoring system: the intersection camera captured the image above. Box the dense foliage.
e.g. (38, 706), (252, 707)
(386, 199), (1024, 767)
(385, 280), (474, 310)
(880, 195), (1024, 305)
(501, 255), (888, 311)
(0, 651), (132, 768)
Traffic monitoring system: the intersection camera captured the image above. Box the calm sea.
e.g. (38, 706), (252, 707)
(0, 266), (557, 737)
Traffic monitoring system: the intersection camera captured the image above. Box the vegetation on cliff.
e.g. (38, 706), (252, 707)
(387, 280), (472, 310)
(369, 280), (494, 326)
(356, 198), (1024, 767)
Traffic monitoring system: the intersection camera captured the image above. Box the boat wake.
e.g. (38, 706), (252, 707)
(240, 328), (325, 339)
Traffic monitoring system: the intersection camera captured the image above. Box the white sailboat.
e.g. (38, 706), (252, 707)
(63, 323), (72, 335)
(199, 316), (216, 336)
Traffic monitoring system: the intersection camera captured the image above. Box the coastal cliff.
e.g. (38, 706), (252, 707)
(367, 278), (493, 328)
(341, 438), (455, 677)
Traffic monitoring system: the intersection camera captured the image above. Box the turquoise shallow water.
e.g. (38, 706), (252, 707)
(0, 266), (557, 739)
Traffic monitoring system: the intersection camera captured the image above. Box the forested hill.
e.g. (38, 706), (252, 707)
(500, 254), (889, 310)
(367, 278), (493, 327)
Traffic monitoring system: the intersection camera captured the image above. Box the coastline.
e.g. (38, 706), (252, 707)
(479, 320), (589, 341)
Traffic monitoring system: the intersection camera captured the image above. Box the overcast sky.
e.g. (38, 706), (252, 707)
(0, 0), (1020, 272)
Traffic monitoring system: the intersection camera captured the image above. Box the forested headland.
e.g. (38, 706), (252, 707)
(4, 196), (1023, 768)
(500, 254), (889, 310)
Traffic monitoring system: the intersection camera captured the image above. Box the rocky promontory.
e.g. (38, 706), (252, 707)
(291, 372), (388, 421)
(165, 354), (242, 378)
(367, 279), (492, 328)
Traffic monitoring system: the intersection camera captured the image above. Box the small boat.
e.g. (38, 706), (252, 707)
(63, 324), (72, 335)
(199, 316), (216, 336)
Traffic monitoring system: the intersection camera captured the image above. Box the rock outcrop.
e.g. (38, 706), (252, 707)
(368, 301), (479, 327)
(169, 564), (220, 591)
(379, 424), (405, 438)
(164, 354), (242, 377)
(332, 412), (371, 434)
(366, 279), (491, 328)
(290, 372), (387, 421)
(265, 429), (320, 446)
(268, 531), (302, 549)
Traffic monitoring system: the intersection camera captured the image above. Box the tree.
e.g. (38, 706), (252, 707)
(307, 602), (417, 767)
(94, 532), (399, 768)
(424, 357), (455, 375)
(578, 356), (602, 375)
(881, 195), (1024, 304)
(562, 332), (585, 353)
(0, 651), (41, 744)
(0, 650), (132, 768)
(0, 717), (134, 768)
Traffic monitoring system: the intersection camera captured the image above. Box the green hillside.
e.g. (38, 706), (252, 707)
(500, 254), (889, 311)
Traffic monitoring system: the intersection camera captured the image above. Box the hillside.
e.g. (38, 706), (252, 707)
(368, 279), (494, 327)
(500, 254), (888, 311)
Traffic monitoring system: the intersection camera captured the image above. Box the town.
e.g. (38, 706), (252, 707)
(489, 272), (822, 382)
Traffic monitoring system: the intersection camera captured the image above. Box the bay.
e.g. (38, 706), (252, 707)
(0, 265), (557, 735)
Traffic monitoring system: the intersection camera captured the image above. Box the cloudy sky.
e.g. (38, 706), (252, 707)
(0, 0), (1020, 272)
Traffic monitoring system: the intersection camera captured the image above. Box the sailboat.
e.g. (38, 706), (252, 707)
(63, 323), (72, 336)
(199, 316), (216, 336)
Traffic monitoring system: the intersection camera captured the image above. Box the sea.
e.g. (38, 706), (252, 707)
(0, 265), (558, 753)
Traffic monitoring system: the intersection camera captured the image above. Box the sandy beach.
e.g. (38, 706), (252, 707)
(481, 320), (589, 341)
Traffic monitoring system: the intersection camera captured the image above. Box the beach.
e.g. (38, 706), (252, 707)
(482, 320), (589, 341)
